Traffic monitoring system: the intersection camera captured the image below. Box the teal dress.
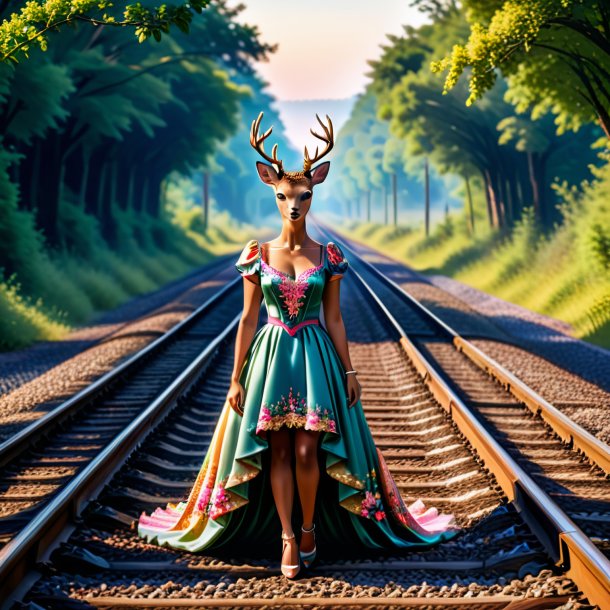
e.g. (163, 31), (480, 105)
(137, 239), (459, 557)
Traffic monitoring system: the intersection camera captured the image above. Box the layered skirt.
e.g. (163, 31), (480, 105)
(137, 321), (459, 556)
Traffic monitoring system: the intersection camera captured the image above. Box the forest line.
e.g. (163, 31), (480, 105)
(0, 0), (608, 349)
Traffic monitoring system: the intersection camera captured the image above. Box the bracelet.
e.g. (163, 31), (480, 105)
(345, 370), (358, 376)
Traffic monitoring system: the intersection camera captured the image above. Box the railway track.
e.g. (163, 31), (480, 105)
(0, 273), (245, 600)
(315, 221), (610, 603)
(0, 228), (608, 608)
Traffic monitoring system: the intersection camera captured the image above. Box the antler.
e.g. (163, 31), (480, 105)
(250, 111), (284, 175)
(303, 114), (334, 172)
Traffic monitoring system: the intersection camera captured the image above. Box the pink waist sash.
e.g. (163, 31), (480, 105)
(267, 316), (319, 336)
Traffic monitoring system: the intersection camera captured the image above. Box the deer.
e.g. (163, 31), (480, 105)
(251, 110), (333, 193)
(249, 110), (335, 275)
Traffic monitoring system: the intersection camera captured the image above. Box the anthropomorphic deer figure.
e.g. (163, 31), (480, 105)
(228, 111), (360, 578)
(250, 110), (334, 222)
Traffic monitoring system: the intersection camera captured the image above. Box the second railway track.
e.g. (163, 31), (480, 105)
(0, 270), (243, 553)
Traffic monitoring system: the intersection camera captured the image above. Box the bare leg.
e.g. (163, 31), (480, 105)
(294, 429), (321, 553)
(269, 428), (298, 567)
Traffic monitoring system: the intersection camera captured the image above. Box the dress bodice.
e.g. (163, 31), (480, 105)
(235, 239), (349, 330)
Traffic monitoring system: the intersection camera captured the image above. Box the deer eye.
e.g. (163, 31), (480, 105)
(276, 192), (286, 200)
(300, 191), (312, 201)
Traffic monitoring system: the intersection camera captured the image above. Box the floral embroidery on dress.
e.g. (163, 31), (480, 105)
(326, 242), (348, 276)
(375, 447), (411, 526)
(208, 479), (235, 520)
(256, 386), (337, 433)
(196, 482), (214, 514)
(193, 477), (237, 520)
(278, 278), (309, 318)
(261, 259), (324, 319)
(360, 488), (386, 521)
(327, 242), (344, 266)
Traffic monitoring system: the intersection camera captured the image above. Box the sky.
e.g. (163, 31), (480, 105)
(234, 0), (430, 102)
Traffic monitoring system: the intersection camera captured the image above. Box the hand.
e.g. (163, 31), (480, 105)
(227, 379), (245, 416)
(346, 374), (361, 408)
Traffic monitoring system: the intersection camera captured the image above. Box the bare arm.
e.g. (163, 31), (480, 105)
(322, 277), (352, 371)
(227, 274), (262, 414)
(322, 276), (362, 407)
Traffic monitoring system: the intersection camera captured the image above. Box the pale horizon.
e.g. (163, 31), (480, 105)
(234, 0), (430, 102)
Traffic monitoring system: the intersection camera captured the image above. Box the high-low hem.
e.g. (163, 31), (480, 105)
(137, 239), (460, 555)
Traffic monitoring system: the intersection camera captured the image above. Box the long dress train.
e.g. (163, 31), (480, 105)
(137, 239), (460, 557)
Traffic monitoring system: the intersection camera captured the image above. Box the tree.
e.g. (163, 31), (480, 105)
(0, 1), (274, 246)
(0, 0), (209, 63)
(367, 8), (602, 230)
(430, 0), (610, 138)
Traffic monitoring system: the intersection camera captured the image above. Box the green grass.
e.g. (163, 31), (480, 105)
(0, 200), (259, 352)
(331, 170), (610, 350)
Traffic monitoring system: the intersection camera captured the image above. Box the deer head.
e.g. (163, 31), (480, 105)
(250, 111), (334, 190)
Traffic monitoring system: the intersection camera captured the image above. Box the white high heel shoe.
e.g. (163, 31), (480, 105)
(281, 531), (301, 578)
(299, 523), (317, 568)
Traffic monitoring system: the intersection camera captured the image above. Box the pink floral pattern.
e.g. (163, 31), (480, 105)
(256, 386), (337, 434)
(327, 242), (344, 266)
(360, 488), (386, 521)
(278, 277), (309, 318)
(196, 483), (214, 513)
(208, 479), (235, 520)
(260, 259), (324, 319)
(193, 477), (237, 520)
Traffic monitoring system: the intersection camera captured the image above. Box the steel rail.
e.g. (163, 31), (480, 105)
(0, 276), (241, 468)
(80, 595), (572, 608)
(319, 223), (610, 477)
(324, 228), (610, 609)
(0, 295), (243, 607)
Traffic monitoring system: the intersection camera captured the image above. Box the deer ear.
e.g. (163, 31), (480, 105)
(310, 161), (330, 186)
(256, 161), (280, 185)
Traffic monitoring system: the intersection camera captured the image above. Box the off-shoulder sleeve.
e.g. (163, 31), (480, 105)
(235, 239), (261, 283)
(325, 241), (348, 280)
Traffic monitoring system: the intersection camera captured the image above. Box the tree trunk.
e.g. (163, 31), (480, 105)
(495, 168), (507, 229)
(159, 177), (169, 219)
(203, 171), (210, 233)
(392, 173), (397, 227)
(110, 160), (118, 208)
(140, 177), (149, 215)
(383, 178), (388, 225)
(483, 168), (501, 229)
(97, 162), (107, 219)
(424, 157), (430, 237)
(366, 189), (371, 222)
(465, 174), (475, 236)
(79, 147), (91, 208)
(127, 166), (135, 211)
(504, 174), (514, 226)
(25, 138), (42, 210)
(35, 133), (62, 247)
(526, 151), (540, 223)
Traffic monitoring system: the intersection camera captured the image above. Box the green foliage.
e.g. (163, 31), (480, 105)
(336, 153), (610, 348)
(0, 0), (210, 63)
(408, 214), (456, 256)
(365, 6), (603, 231)
(430, 0), (610, 136)
(589, 223), (610, 270)
(0, 195), (250, 349)
(0, 0), (276, 351)
(0, 275), (69, 350)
